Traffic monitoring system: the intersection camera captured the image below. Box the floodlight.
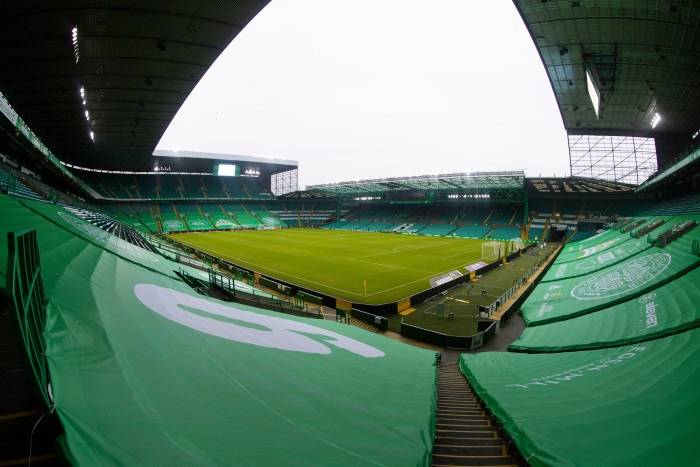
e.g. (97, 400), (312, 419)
(586, 69), (601, 118)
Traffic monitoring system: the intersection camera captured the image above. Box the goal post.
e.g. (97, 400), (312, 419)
(481, 241), (503, 262)
(508, 237), (525, 255)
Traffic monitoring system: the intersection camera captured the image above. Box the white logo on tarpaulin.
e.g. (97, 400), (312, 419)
(59, 211), (159, 262)
(554, 264), (568, 278)
(536, 302), (554, 317)
(577, 238), (618, 259)
(570, 253), (672, 301)
(134, 284), (385, 358)
(505, 346), (647, 389)
(638, 293), (659, 329)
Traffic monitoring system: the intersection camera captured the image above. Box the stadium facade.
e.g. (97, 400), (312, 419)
(1, 1), (699, 466)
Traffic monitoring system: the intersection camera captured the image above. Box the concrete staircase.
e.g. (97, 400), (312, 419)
(432, 361), (520, 467)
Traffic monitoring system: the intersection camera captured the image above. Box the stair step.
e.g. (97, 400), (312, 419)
(437, 423), (493, 431)
(434, 357), (520, 466)
(435, 437), (505, 447)
(438, 403), (482, 409)
(432, 453), (516, 466)
(436, 430), (497, 439)
(439, 396), (477, 402)
(433, 445), (506, 457)
(437, 418), (489, 426)
(437, 411), (486, 417)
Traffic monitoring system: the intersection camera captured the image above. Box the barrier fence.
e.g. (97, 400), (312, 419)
(350, 308), (389, 331)
(400, 319), (497, 350)
(206, 268), (322, 319)
(7, 229), (52, 407)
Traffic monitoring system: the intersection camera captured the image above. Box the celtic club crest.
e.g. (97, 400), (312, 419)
(571, 253), (671, 301)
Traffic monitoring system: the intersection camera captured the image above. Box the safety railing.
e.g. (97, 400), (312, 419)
(481, 259), (544, 317)
(7, 229), (52, 407)
(207, 268), (322, 319)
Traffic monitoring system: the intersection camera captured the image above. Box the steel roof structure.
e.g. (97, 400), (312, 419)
(527, 176), (635, 194)
(0, 1), (270, 171)
(514, 0), (700, 140)
(307, 171), (526, 197)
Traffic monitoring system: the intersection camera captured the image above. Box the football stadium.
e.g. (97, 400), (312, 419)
(1, 2), (699, 466)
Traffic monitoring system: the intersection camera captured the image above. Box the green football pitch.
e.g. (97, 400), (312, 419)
(168, 228), (489, 305)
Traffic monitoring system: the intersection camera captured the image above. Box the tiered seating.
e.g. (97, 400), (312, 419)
(0, 163), (43, 200)
(567, 230), (598, 243)
(159, 206), (186, 232)
(0, 194), (439, 465)
(487, 206), (514, 225)
(459, 218), (700, 466)
(78, 172), (276, 200)
(416, 224), (457, 236)
(461, 329), (700, 466)
(254, 210), (286, 227)
(488, 226), (520, 240)
(178, 204), (213, 231)
(157, 175), (182, 199)
(451, 225), (490, 238)
(226, 204), (262, 228)
(364, 222), (398, 232)
(522, 220), (700, 326)
(456, 205), (491, 225)
(397, 223), (426, 233)
(199, 203), (238, 230)
(639, 192), (700, 216)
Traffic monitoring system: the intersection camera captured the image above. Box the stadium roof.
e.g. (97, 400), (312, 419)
(0, 1), (270, 171)
(153, 149), (297, 169)
(514, 0), (700, 138)
(527, 176), (636, 195)
(307, 171), (526, 196)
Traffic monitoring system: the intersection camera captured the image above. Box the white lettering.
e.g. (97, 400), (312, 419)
(134, 284), (385, 358)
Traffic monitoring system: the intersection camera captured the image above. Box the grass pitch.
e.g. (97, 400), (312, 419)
(168, 228), (488, 304)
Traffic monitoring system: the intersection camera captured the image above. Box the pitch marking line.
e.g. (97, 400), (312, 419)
(171, 236), (490, 302)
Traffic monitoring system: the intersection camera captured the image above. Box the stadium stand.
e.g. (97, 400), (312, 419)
(0, 195), (438, 465)
(451, 225), (491, 238)
(0, 162), (43, 201)
(521, 223), (700, 326)
(461, 329), (700, 466)
(487, 226), (521, 240)
(3, 1), (700, 464)
(76, 172), (277, 201)
(416, 223), (457, 236)
(511, 265), (700, 352)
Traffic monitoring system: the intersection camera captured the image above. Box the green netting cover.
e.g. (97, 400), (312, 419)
(543, 237), (651, 282)
(512, 266), (700, 352)
(460, 329), (700, 467)
(555, 232), (630, 263)
(522, 241), (700, 326)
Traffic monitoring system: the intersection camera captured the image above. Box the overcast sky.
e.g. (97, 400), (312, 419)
(157, 0), (570, 188)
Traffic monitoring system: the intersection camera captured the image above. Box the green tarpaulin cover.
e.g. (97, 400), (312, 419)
(559, 229), (619, 254)
(543, 237), (651, 282)
(460, 328), (700, 467)
(1, 196), (438, 466)
(555, 232), (630, 263)
(512, 265), (700, 352)
(522, 232), (700, 326)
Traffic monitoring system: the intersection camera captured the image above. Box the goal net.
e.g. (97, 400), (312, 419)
(508, 237), (525, 254)
(481, 241), (503, 261)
